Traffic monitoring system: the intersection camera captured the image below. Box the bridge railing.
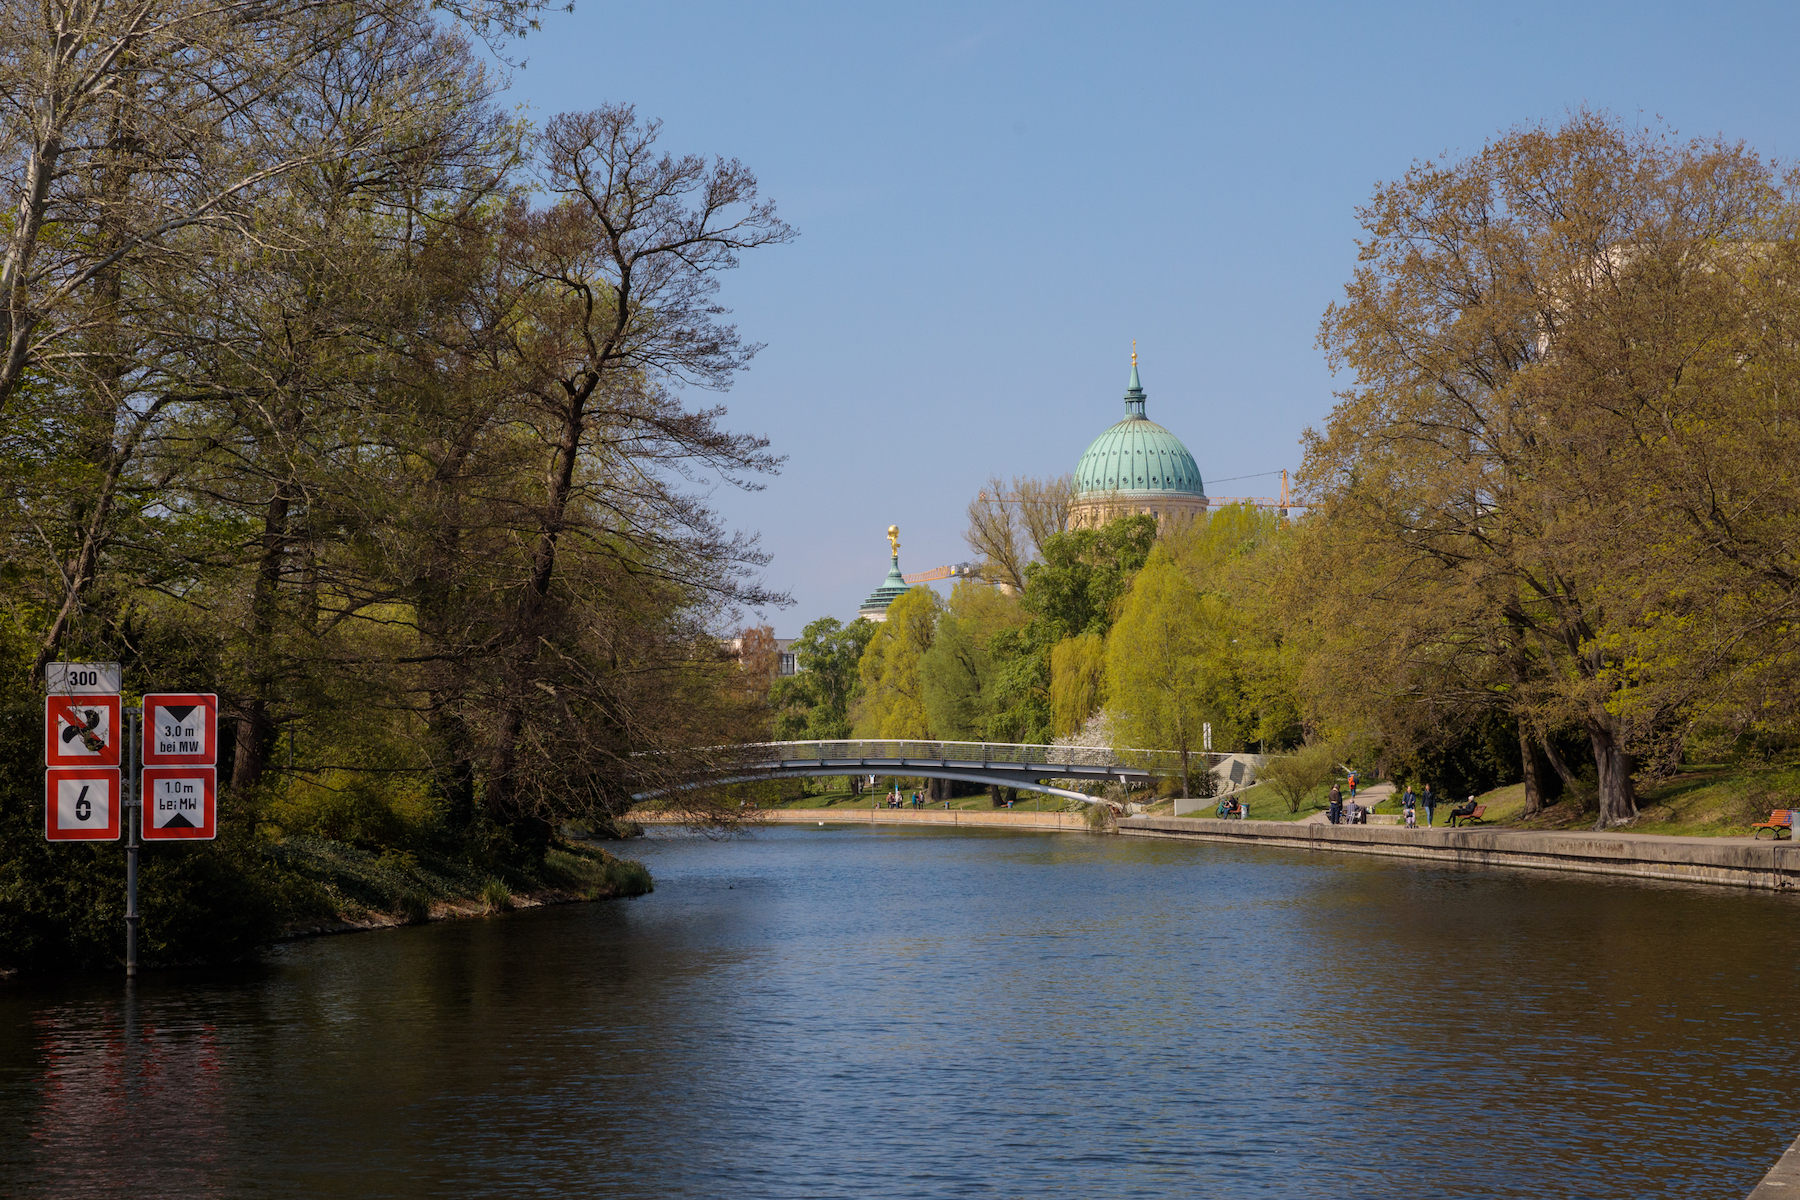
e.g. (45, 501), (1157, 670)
(735, 740), (1221, 774)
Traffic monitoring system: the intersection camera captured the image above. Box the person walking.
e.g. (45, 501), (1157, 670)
(1402, 784), (1417, 830)
(1422, 783), (1435, 828)
(1347, 769), (1358, 800)
(1328, 782), (1344, 825)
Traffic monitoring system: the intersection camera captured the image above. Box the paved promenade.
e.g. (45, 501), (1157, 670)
(1119, 814), (1800, 892)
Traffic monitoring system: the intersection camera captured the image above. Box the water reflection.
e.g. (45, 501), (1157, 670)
(1, 827), (1797, 1198)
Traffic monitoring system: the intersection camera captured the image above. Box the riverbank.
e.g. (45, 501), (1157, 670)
(1118, 814), (1800, 892)
(272, 836), (654, 941)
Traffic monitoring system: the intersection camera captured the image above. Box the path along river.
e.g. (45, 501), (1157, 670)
(3, 825), (1798, 1198)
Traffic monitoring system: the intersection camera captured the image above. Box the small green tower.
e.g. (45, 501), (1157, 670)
(857, 524), (910, 622)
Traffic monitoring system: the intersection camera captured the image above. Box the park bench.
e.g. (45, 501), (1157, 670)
(1449, 803), (1487, 828)
(1753, 809), (1792, 840)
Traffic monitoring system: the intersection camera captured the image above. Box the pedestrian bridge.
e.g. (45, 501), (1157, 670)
(634, 740), (1261, 805)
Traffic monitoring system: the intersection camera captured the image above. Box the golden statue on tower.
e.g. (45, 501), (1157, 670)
(887, 524), (900, 556)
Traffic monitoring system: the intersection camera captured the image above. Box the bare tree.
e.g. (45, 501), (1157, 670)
(963, 473), (1073, 590)
(477, 104), (794, 831)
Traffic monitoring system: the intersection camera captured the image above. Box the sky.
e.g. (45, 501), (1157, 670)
(491, 0), (1800, 636)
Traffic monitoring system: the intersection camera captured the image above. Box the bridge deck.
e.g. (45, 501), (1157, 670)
(634, 741), (1265, 805)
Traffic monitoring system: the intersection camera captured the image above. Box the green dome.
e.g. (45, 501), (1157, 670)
(1073, 358), (1206, 499)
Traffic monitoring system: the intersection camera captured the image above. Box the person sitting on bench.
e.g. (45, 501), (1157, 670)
(1449, 795), (1479, 823)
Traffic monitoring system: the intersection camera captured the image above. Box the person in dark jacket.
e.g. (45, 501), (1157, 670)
(1422, 783), (1436, 828)
(1327, 782), (1343, 825)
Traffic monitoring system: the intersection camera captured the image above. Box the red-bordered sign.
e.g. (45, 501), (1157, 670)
(45, 768), (122, 841)
(140, 767), (217, 841)
(45, 694), (122, 768)
(141, 693), (218, 766)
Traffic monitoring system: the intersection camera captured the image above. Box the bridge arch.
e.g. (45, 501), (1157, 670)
(637, 766), (1103, 805)
(631, 740), (1265, 806)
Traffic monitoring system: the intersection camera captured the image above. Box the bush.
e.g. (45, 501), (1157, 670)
(395, 891), (432, 924)
(264, 773), (439, 849)
(1261, 741), (1339, 814)
(480, 877), (513, 912)
(590, 855), (653, 899)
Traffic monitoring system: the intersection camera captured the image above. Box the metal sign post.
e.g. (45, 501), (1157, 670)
(124, 707), (140, 978)
(42, 664), (217, 978)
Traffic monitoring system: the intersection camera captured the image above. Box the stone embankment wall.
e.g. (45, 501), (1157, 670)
(634, 808), (1092, 833)
(1119, 816), (1800, 892)
(1750, 1132), (1800, 1198)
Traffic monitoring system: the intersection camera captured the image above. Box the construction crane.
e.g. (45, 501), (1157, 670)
(980, 469), (1307, 513)
(1206, 469), (1308, 513)
(902, 561), (983, 584)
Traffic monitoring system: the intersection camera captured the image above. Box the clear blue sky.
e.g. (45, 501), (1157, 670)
(494, 0), (1800, 636)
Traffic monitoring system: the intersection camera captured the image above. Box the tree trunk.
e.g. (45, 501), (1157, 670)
(1518, 720), (1545, 816)
(428, 708), (478, 833)
(1587, 717), (1638, 828)
(1180, 747), (1190, 799)
(1539, 732), (1582, 794)
(232, 485), (292, 793)
(484, 384), (592, 831)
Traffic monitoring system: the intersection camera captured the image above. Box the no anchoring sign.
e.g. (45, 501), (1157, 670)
(46, 694), (121, 767)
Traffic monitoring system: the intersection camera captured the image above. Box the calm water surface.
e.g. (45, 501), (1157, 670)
(2, 826), (1797, 1198)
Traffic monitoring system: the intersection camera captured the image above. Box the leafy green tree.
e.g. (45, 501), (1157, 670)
(1308, 111), (1796, 826)
(1049, 633), (1107, 738)
(1024, 516), (1158, 641)
(1104, 559), (1218, 795)
(771, 617), (877, 740)
(1162, 505), (1302, 751)
(852, 587), (942, 739)
(981, 514), (1156, 744)
(921, 582), (1025, 740)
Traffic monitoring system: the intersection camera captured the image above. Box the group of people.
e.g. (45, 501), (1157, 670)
(1401, 783), (1433, 828)
(885, 791), (924, 809)
(1325, 782), (1370, 825)
(1326, 775), (1480, 829)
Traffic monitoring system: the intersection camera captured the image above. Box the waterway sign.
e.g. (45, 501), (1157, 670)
(141, 693), (218, 766)
(140, 767), (217, 841)
(45, 661), (121, 695)
(45, 694), (122, 767)
(45, 767), (122, 841)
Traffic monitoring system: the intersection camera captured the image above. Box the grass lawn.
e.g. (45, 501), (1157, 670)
(1483, 763), (1800, 837)
(1292, 765), (1800, 837)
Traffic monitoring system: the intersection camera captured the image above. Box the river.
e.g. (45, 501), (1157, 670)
(2, 825), (1796, 1198)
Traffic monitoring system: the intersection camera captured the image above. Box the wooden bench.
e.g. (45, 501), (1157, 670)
(1753, 809), (1792, 840)
(1449, 803), (1487, 828)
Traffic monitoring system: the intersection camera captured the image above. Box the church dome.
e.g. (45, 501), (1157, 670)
(1072, 356), (1206, 499)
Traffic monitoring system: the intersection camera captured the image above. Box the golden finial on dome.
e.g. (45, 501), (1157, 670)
(887, 524), (900, 556)
(1132, 339), (1137, 366)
